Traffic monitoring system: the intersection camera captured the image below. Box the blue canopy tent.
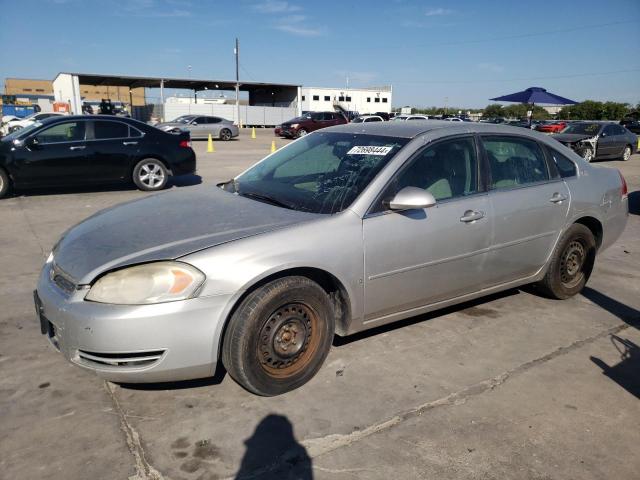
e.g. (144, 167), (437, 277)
(490, 87), (577, 125)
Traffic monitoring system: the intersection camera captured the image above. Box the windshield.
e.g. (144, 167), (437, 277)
(172, 115), (195, 124)
(352, 117), (365, 123)
(562, 123), (601, 135)
(3, 121), (43, 141)
(231, 132), (409, 214)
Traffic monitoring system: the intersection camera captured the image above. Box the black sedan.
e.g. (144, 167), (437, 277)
(0, 115), (196, 199)
(552, 122), (638, 162)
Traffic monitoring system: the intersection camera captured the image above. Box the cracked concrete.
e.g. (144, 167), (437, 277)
(1, 131), (639, 480)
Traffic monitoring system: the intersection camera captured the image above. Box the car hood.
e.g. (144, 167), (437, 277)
(552, 133), (595, 143)
(52, 186), (318, 284)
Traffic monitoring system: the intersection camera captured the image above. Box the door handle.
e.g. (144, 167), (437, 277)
(460, 210), (485, 223)
(69, 145), (85, 150)
(123, 141), (138, 146)
(549, 192), (567, 204)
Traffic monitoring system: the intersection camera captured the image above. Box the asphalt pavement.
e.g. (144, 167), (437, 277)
(1, 128), (639, 480)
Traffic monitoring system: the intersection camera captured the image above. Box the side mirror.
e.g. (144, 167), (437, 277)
(387, 187), (437, 211)
(191, 122), (198, 126)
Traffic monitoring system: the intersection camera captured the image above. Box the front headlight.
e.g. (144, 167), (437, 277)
(290, 123), (299, 128)
(85, 262), (205, 305)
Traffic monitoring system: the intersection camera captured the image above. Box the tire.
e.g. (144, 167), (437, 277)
(536, 224), (596, 300)
(622, 145), (632, 161)
(219, 128), (232, 141)
(222, 276), (335, 396)
(0, 168), (10, 199)
(580, 146), (594, 162)
(132, 158), (169, 191)
(296, 128), (308, 138)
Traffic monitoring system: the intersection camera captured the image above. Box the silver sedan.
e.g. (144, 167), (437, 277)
(156, 115), (239, 140)
(35, 121), (629, 395)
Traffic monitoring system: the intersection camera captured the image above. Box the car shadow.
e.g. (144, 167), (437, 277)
(590, 335), (640, 399)
(628, 190), (639, 215)
(118, 362), (227, 391)
(581, 287), (640, 329)
(8, 174), (202, 198)
(333, 288), (520, 347)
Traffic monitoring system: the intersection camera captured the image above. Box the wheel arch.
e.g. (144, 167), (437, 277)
(217, 266), (353, 359)
(574, 216), (603, 250)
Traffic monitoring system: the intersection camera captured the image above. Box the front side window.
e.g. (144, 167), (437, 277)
(233, 132), (408, 214)
(93, 121), (129, 139)
(193, 117), (206, 125)
(482, 136), (549, 189)
(548, 148), (577, 178)
(35, 122), (86, 144)
(376, 137), (478, 211)
(311, 112), (324, 121)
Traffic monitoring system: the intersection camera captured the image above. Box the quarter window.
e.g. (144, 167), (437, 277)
(482, 136), (549, 189)
(93, 121), (129, 139)
(548, 148), (577, 178)
(35, 122), (86, 143)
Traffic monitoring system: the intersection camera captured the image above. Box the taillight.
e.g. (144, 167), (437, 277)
(179, 140), (191, 148)
(618, 170), (628, 198)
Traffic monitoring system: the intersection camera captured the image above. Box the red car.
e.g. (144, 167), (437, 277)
(275, 111), (347, 138)
(535, 121), (567, 134)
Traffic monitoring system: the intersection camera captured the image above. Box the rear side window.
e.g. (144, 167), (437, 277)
(482, 136), (549, 189)
(548, 148), (577, 178)
(129, 126), (143, 138)
(93, 121), (129, 139)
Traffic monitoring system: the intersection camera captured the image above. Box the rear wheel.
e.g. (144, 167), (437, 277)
(536, 223), (596, 299)
(622, 145), (632, 161)
(222, 276), (335, 396)
(219, 128), (232, 141)
(132, 159), (168, 191)
(0, 168), (10, 199)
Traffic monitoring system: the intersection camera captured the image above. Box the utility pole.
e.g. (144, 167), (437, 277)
(235, 38), (240, 127)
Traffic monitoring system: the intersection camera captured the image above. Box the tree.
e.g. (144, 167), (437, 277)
(558, 100), (630, 120)
(483, 104), (503, 118)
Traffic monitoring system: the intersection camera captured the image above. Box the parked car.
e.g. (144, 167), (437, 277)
(275, 111), (347, 138)
(620, 117), (640, 135)
(351, 115), (384, 123)
(373, 112), (390, 121)
(34, 122), (628, 395)
(155, 115), (239, 141)
(553, 121), (637, 162)
(405, 115), (431, 121)
(1, 112), (67, 135)
(535, 121), (567, 134)
(0, 115), (196, 199)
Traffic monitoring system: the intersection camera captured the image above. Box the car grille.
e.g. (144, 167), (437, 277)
(50, 263), (77, 294)
(77, 349), (166, 368)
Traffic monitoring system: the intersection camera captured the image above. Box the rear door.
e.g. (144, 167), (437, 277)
(86, 120), (139, 182)
(11, 120), (89, 186)
(481, 135), (570, 285)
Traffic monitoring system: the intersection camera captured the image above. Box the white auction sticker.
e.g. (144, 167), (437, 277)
(347, 145), (393, 156)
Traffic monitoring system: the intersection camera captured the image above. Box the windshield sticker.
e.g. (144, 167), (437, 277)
(347, 145), (393, 156)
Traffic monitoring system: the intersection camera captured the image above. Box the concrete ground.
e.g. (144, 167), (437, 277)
(1, 129), (639, 480)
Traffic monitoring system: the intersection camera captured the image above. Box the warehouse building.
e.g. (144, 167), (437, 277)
(300, 86), (392, 115)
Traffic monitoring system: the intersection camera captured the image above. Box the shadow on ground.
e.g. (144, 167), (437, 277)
(628, 190), (639, 215)
(581, 287), (640, 328)
(590, 335), (640, 399)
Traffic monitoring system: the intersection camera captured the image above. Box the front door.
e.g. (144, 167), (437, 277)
(363, 136), (493, 322)
(11, 120), (88, 186)
(480, 135), (570, 286)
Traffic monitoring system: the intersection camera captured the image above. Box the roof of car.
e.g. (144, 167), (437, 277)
(326, 119), (546, 138)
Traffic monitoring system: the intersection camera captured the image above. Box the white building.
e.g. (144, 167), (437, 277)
(300, 86), (392, 115)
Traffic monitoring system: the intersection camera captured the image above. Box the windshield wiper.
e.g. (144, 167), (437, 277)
(239, 191), (295, 210)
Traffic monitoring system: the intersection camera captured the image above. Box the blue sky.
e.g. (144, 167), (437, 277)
(1, 0), (639, 108)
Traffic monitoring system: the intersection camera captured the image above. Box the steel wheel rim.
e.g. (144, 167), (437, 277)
(623, 147), (631, 160)
(583, 149), (593, 162)
(257, 302), (320, 379)
(139, 163), (165, 188)
(560, 240), (586, 288)
(221, 129), (231, 140)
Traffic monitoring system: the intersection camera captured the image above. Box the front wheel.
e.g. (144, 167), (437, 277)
(536, 223), (596, 299)
(219, 128), (232, 141)
(222, 276), (335, 396)
(622, 145), (632, 161)
(132, 159), (169, 191)
(0, 168), (10, 199)
(580, 146), (594, 162)
(296, 128), (308, 138)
